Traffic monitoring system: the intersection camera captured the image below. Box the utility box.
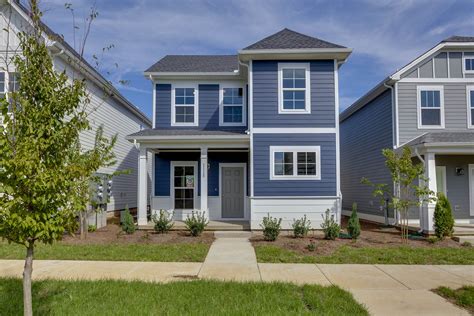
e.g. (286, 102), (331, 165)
(88, 173), (112, 229)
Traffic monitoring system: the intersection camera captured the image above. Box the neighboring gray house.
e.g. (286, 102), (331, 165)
(0, 0), (152, 226)
(128, 28), (351, 229)
(340, 36), (474, 233)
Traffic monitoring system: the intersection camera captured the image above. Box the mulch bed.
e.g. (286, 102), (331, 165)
(250, 217), (463, 256)
(63, 224), (214, 245)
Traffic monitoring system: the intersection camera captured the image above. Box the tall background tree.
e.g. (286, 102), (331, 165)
(362, 147), (435, 242)
(0, 1), (116, 315)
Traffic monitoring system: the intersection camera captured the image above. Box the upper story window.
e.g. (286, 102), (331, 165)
(220, 86), (246, 126)
(417, 86), (444, 129)
(270, 146), (321, 180)
(8, 72), (19, 92)
(468, 86), (474, 128)
(0, 73), (5, 99)
(464, 56), (474, 73)
(172, 85), (198, 126)
(278, 63), (311, 114)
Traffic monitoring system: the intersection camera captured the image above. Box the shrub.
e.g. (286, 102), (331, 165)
(122, 206), (136, 235)
(184, 211), (208, 237)
(306, 240), (316, 252)
(260, 214), (282, 241)
(152, 209), (174, 234)
(347, 202), (361, 240)
(292, 215), (311, 238)
(427, 236), (438, 244)
(87, 225), (96, 233)
(320, 209), (340, 240)
(461, 241), (472, 247)
(433, 193), (454, 239)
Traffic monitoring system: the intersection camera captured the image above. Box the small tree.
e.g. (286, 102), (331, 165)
(0, 2), (115, 314)
(433, 193), (454, 239)
(347, 203), (361, 240)
(122, 206), (136, 234)
(363, 147), (435, 242)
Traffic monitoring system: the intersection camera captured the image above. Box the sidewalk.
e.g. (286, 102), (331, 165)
(0, 231), (472, 316)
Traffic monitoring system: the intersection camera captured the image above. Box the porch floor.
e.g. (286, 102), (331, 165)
(140, 220), (250, 231)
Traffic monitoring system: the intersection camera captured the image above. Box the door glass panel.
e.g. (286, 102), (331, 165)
(436, 166), (446, 195)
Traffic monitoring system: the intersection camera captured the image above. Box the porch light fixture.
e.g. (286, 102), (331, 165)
(455, 167), (465, 176)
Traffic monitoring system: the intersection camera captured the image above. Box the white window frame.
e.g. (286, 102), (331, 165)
(278, 62), (311, 114)
(463, 53), (474, 74)
(417, 85), (445, 129)
(170, 161), (198, 210)
(467, 86), (474, 129)
(171, 83), (199, 127)
(219, 84), (246, 127)
(269, 146), (321, 180)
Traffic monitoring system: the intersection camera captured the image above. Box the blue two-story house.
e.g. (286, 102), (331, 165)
(127, 29), (351, 229)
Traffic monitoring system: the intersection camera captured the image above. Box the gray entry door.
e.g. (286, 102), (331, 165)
(221, 167), (244, 218)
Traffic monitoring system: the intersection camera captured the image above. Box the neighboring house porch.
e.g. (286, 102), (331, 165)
(401, 132), (474, 233)
(127, 129), (250, 227)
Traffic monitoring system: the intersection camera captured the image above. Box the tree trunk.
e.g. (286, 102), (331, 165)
(23, 243), (34, 316)
(79, 211), (88, 240)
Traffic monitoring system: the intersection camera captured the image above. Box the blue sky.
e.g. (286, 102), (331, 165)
(39, 0), (474, 119)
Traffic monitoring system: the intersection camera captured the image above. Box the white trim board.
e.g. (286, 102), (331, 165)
(219, 163), (247, 220)
(252, 128), (336, 134)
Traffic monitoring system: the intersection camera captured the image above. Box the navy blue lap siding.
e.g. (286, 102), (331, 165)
(155, 152), (248, 196)
(155, 83), (247, 131)
(253, 134), (337, 196)
(252, 60), (335, 128)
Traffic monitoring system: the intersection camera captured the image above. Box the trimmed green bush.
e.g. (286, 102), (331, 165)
(152, 209), (174, 234)
(347, 203), (361, 240)
(87, 225), (96, 233)
(292, 215), (311, 238)
(433, 193), (454, 239)
(184, 211), (208, 237)
(260, 214), (282, 241)
(122, 206), (136, 234)
(320, 209), (340, 240)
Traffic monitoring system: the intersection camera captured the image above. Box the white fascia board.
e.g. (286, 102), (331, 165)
(252, 128), (336, 133)
(126, 134), (250, 141)
(238, 48), (352, 62)
(238, 48), (352, 55)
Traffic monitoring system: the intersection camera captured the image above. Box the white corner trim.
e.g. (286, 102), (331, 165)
(218, 163), (247, 219)
(252, 127), (336, 134)
(152, 80), (156, 128)
(467, 86), (474, 129)
(277, 62), (311, 114)
(171, 83), (199, 127)
(416, 85), (445, 129)
(219, 83), (247, 127)
(269, 146), (321, 180)
(469, 164), (474, 216)
(170, 161), (199, 211)
(249, 60), (254, 198)
(334, 60), (341, 199)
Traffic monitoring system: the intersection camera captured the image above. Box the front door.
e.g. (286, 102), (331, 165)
(221, 167), (244, 218)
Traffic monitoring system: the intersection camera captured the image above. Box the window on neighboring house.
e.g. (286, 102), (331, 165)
(278, 63), (310, 114)
(220, 87), (245, 126)
(468, 87), (474, 128)
(8, 72), (19, 92)
(173, 164), (196, 209)
(173, 87), (197, 126)
(417, 86), (444, 128)
(270, 146), (321, 180)
(0, 72), (5, 100)
(465, 57), (474, 73)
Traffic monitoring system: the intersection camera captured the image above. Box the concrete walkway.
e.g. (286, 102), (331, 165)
(0, 232), (472, 315)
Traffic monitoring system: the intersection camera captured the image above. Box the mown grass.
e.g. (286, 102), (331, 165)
(254, 245), (474, 265)
(434, 286), (474, 313)
(0, 242), (209, 262)
(0, 278), (368, 315)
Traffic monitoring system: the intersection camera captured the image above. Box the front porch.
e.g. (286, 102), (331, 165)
(128, 129), (251, 228)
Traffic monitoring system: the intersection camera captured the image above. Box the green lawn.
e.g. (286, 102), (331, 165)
(434, 286), (474, 313)
(0, 278), (368, 315)
(0, 242), (209, 262)
(254, 245), (474, 265)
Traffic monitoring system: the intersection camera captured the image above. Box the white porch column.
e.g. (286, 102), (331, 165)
(421, 152), (437, 233)
(137, 146), (148, 226)
(200, 146), (209, 218)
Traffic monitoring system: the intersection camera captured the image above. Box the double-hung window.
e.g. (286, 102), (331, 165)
(220, 86), (245, 126)
(270, 146), (321, 180)
(172, 86), (198, 126)
(417, 86), (444, 128)
(468, 86), (474, 128)
(172, 162), (197, 210)
(464, 54), (474, 74)
(278, 63), (310, 114)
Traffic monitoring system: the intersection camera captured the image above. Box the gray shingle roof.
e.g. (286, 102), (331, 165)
(441, 36), (474, 43)
(242, 28), (346, 50)
(403, 132), (474, 147)
(128, 128), (248, 138)
(145, 55), (239, 73)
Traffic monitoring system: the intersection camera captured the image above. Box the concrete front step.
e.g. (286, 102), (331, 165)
(213, 231), (253, 239)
